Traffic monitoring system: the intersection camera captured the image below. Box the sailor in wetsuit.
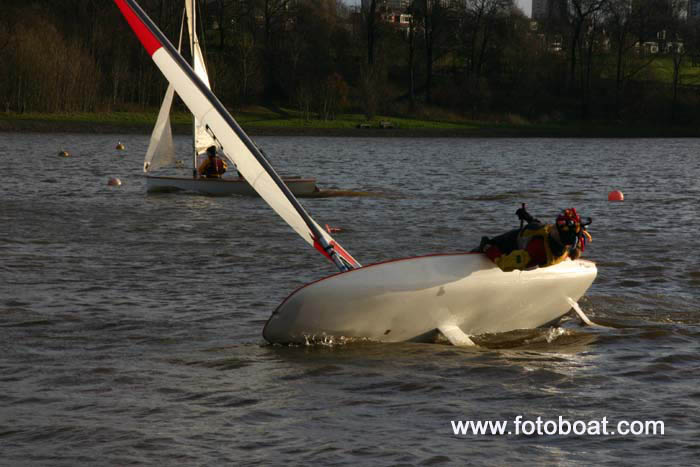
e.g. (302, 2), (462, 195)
(198, 145), (227, 178)
(476, 206), (592, 272)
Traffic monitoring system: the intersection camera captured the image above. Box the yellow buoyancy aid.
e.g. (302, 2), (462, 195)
(519, 224), (569, 268)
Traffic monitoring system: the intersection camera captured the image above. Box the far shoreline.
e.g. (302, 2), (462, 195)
(2, 115), (700, 138)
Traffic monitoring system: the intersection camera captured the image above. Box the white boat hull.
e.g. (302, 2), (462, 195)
(263, 254), (597, 344)
(145, 175), (318, 196)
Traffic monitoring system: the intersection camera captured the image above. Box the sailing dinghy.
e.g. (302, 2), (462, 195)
(142, 0), (317, 197)
(114, 0), (597, 346)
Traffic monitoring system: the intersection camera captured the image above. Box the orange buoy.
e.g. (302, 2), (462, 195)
(608, 190), (624, 201)
(107, 177), (122, 186)
(58, 150), (70, 157)
(116, 142), (125, 150)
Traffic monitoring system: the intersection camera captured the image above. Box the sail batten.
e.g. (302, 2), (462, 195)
(116, 0), (360, 271)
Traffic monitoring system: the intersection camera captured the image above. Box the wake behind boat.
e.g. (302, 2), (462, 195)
(114, 0), (597, 347)
(146, 174), (318, 196)
(142, 0), (317, 197)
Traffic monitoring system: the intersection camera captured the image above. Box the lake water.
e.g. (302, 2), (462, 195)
(1, 133), (699, 465)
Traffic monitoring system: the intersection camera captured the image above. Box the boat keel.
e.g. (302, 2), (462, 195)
(438, 325), (476, 347)
(566, 297), (603, 328)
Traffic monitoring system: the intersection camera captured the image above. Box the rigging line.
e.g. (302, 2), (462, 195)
(196, 0), (207, 63)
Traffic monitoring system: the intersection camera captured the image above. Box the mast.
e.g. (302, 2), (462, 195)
(190, 0), (197, 178)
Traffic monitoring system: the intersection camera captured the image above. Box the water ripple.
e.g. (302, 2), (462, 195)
(1, 134), (699, 464)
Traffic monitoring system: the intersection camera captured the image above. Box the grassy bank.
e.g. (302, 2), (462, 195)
(2, 106), (700, 137)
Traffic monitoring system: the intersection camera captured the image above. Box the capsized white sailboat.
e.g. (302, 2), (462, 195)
(142, 0), (317, 197)
(264, 254), (596, 345)
(114, 0), (597, 346)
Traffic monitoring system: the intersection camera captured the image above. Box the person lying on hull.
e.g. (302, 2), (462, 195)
(474, 205), (592, 272)
(198, 145), (228, 179)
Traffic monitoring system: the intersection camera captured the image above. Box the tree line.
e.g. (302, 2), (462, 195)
(1, 0), (699, 124)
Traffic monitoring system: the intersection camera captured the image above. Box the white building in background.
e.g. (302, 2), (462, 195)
(361, 0), (413, 30)
(690, 0), (700, 17)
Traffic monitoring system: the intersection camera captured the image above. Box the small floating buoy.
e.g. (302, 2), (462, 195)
(325, 224), (343, 234)
(116, 142), (125, 150)
(608, 190), (624, 201)
(58, 150), (70, 157)
(107, 177), (122, 186)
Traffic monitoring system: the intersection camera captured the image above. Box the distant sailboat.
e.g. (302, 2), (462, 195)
(142, 0), (317, 196)
(114, 0), (597, 346)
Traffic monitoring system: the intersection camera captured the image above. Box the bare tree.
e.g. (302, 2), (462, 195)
(567, 0), (607, 92)
(240, 32), (260, 103)
(211, 0), (247, 49)
(605, 0), (635, 115)
(363, 0), (379, 65)
(406, 2), (419, 109)
(262, 0), (291, 49)
(416, 0), (452, 104)
(461, 0), (512, 81)
(664, 0), (690, 122)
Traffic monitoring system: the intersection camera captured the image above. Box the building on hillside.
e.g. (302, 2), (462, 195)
(361, 0), (414, 32)
(690, 0), (700, 17)
(382, 12), (413, 28)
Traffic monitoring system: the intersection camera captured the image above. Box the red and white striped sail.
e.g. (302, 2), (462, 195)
(114, 0), (360, 270)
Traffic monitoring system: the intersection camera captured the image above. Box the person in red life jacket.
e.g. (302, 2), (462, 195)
(475, 205), (592, 272)
(198, 145), (227, 178)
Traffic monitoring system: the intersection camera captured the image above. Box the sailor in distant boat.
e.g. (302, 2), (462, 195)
(198, 145), (228, 178)
(475, 205), (592, 272)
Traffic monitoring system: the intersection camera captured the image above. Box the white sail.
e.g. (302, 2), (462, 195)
(144, 10), (184, 173)
(115, 0), (360, 270)
(185, 0), (216, 154)
(143, 84), (176, 172)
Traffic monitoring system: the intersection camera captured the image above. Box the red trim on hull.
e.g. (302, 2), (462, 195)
(114, 0), (162, 56)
